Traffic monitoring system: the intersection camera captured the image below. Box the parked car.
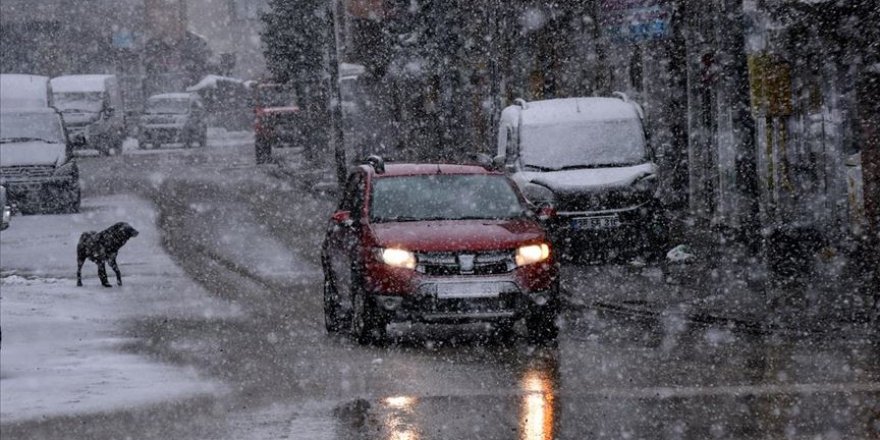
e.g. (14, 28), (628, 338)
(495, 95), (667, 258)
(321, 157), (559, 345)
(138, 93), (207, 149)
(0, 74), (53, 109)
(1, 185), (11, 230)
(0, 109), (80, 214)
(252, 82), (303, 164)
(51, 75), (125, 155)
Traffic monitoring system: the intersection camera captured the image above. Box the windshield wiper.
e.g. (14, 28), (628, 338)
(0, 137), (58, 144)
(373, 216), (424, 222)
(524, 164), (557, 172)
(556, 162), (636, 171)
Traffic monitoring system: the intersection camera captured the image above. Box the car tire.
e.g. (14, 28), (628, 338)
(323, 272), (346, 333)
(350, 271), (385, 345)
(526, 310), (558, 345)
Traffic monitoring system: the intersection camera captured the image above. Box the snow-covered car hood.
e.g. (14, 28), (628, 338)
(371, 218), (546, 253)
(0, 141), (66, 167)
(524, 163), (655, 194)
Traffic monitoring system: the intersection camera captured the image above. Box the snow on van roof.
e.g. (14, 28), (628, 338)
(0, 74), (51, 109)
(515, 97), (640, 126)
(50, 75), (114, 93)
(186, 75), (244, 92)
(148, 93), (193, 100)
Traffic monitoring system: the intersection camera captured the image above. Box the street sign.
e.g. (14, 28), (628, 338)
(601, 0), (672, 43)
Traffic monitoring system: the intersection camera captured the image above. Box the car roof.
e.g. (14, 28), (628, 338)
(370, 163), (500, 177)
(50, 75), (114, 93)
(511, 97), (641, 126)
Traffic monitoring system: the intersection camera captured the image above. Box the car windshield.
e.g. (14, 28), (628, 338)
(371, 174), (526, 222)
(0, 112), (65, 144)
(54, 92), (104, 113)
(519, 119), (647, 170)
(145, 98), (190, 114)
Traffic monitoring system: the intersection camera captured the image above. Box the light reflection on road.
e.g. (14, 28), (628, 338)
(520, 354), (558, 440)
(381, 395), (420, 440)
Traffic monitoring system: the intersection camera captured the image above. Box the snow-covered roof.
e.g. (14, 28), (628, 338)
(0, 74), (51, 109)
(50, 75), (114, 93)
(186, 75), (245, 92)
(148, 93), (194, 101)
(516, 98), (641, 126)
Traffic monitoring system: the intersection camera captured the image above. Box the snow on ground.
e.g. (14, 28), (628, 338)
(0, 195), (241, 423)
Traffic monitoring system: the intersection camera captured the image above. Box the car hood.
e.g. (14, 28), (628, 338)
(525, 163), (655, 195)
(371, 218), (546, 252)
(0, 141), (66, 167)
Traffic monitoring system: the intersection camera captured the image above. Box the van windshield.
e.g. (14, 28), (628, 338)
(519, 119), (647, 170)
(54, 92), (104, 113)
(146, 98), (190, 115)
(0, 112), (66, 144)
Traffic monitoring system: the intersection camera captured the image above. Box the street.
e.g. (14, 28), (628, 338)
(2, 135), (878, 439)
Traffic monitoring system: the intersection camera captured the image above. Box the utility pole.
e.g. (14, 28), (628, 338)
(328, 0), (347, 186)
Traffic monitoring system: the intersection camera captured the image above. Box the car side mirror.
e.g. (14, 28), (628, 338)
(492, 155), (505, 170)
(536, 203), (556, 222)
(331, 210), (354, 227)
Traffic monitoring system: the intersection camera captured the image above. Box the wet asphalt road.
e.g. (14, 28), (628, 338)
(5, 141), (879, 439)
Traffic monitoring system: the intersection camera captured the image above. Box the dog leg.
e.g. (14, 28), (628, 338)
(77, 256), (85, 287)
(97, 262), (112, 288)
(109, 256), (122, 286)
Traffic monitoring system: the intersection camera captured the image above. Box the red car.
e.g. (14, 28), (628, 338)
(321, 157), (560, 344)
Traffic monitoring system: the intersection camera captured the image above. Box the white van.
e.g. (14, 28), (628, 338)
(0, 74), (53, 109)
(496, 95), (666, 256)
(51, 74), (125, 155)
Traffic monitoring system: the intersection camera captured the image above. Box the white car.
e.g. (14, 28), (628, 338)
(495, 95), (667, 256)
(0, 109), (81, 214)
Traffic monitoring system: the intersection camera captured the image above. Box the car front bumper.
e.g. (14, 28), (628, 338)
(371, 275), (558, 324)
(1, 176), (78, 209)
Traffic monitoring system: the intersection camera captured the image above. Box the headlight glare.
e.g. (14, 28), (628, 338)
(380, 248), (416, 269)
(515, 243), (550, 266)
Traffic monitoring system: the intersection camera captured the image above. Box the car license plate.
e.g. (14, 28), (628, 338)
(436, 282), (502, 299)
(572, 215), (620, 230)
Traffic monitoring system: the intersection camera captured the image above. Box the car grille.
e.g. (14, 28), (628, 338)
(416, 251), (515, 276)
(1, 165), (55, 180)
(555, 189), (651, 212)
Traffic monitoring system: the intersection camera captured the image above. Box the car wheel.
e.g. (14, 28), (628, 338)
(323, 272), (346, 333)
(526, 310), (558, 345)
(350, 272), (385, 345)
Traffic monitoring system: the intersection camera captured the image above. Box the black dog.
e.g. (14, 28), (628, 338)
(76, 222), (139, 287)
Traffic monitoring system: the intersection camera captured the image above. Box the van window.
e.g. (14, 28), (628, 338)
(519, 119), (647, 170)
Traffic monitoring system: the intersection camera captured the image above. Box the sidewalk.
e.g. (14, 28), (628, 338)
(563, 236), (878, 335)
(0, 195), (240, 423)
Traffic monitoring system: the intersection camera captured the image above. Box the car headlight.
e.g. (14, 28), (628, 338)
(632, 174), (657, 193)
(522, 183), (556, 205)
(378, 248), (416, 269)
(515, 243), (551, 266)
